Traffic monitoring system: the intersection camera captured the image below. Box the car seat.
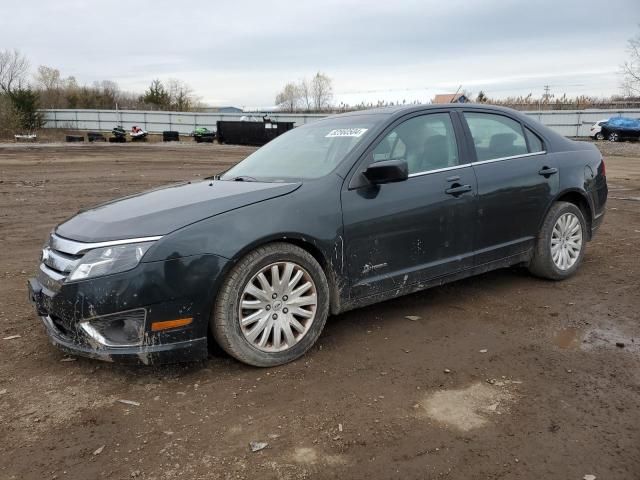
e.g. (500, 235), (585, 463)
(422, 135), (451, 170)
(488, 133), (521, 158)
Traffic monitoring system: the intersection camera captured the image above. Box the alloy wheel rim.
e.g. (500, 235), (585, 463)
(551, 213), (583, 271)
(239, 262), (317, 352)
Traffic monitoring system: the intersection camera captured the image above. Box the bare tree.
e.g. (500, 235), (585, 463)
(622, 29), (640, 96)
(275, 82), (301, 112)
(34, 65), (64, 108)
(310, 72), (333, 111)
(167, 78), (197, 111)
(299, 78), (312, 111)
(0, 49), (30, 94)
(34, 65), (61, 90)
(99, 80), (120, 106)
(63, 75), (78, 90)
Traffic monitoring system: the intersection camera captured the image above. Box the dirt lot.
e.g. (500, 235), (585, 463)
(0, 141), (639, 480)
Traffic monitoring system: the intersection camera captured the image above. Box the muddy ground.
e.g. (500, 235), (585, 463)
(0, 141), (639, 480)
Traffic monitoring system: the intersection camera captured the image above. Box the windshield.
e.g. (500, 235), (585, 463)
(220, 115), (380, 181)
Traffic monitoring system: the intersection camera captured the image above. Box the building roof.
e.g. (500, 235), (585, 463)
(433, 93), (468, 104)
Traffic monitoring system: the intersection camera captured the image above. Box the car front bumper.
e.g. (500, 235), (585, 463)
(37, 310), (207, 364)
(27, 253), (228, 365)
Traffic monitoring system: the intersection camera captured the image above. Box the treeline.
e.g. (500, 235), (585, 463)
(34, 65), (200, 111)
(327, 92), (640, 113)
(274, 72), (334, 112)
(0, 49), (201, 135)
(0, 50), (42, 134)
(472, 91), (640, 111)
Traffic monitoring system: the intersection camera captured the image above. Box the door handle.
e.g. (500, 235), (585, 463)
(445, 184), (472, 196)
(538, 166), (558, 177)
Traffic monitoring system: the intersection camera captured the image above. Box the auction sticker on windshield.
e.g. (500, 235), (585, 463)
(325, 128), (368, 138)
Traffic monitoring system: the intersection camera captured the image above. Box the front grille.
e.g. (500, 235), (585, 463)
(39, 235), (85, 287)
(43, 248), (81, 275)
(42, 246), (82, 281)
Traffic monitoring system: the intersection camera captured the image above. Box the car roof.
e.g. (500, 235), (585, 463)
(328, 103), (529, 120)
(323, 102), (572, 153)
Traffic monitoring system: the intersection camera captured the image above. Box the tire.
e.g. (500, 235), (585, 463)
(595, 132), (604, 141)
(87, 132), (105, 142)
(608, 132), (619, 142)
(163, 131), (179, 142)
(528, 202), (587, 280)
(212, 243), (330, 367)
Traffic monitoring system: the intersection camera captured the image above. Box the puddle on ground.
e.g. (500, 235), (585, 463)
(582, 327), (639, 353)
(553, 327), (583, 349)
(419, 382), (517, 431)
(553, 325), (638, 353)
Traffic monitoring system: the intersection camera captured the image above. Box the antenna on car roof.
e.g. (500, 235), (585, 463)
(450, 85), (462, 103)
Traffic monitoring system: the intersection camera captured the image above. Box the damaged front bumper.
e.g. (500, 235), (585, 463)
(27, 253), (228, 365)
(38, 311), (207, 364)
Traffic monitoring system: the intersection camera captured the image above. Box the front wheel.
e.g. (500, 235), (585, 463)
(595, 132), (604, 141)
(528, 202), (587, 280)
(608, 132), (619, 142)
(211, 243), (329, 367)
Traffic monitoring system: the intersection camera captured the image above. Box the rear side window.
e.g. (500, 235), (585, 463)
(464, 112), (528, 161)
(525, 127), (544, 152)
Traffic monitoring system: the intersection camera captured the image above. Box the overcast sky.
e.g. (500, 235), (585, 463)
(1, 0), (638, 108)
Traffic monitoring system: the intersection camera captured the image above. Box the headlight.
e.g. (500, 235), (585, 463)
(67, 242), (153, 282)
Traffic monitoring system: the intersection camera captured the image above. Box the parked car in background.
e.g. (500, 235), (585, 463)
(28, 104), (608, 367)
(600, 117), (640, 142)
(589, 119), (609, 140)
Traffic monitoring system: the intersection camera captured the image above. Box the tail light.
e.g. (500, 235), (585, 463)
(601, 158), (606, 177)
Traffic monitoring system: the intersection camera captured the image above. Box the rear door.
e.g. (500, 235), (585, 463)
(341, 111), (478, 299)
(459, 111), (558, 265)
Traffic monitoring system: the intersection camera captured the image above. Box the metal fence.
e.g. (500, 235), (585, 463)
(522, 109), (640, 137)
(39, 108), (640, 138)
(40, 109), (325, 136)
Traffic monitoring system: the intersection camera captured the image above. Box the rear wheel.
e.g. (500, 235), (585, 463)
(528, 202), (587, 280)
(608, 131), (620, 142)
(211, 243), (329, 367)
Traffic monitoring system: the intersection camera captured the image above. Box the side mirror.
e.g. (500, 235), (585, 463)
(363, 160), (408, 185)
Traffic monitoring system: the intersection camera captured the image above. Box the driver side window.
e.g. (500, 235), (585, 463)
(371, 113), (459, 174)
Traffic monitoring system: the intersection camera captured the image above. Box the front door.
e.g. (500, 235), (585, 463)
(341, 111), (478, 299)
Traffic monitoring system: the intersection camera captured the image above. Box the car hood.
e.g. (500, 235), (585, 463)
(56, 180), (301, 242)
